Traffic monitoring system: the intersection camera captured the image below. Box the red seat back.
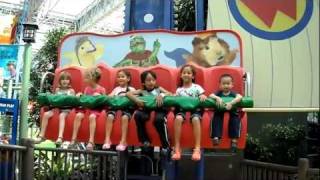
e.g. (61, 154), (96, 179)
(148, 65), (178, 93)
(205, 66), (244, 95)
(97, 63), (117, 94)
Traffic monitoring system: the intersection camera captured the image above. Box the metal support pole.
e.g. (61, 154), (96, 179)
(298, 158), (309, 180)
(7, 79), (13, 98)
(21, 138), (34, 180)
(19, 43), (32, 139)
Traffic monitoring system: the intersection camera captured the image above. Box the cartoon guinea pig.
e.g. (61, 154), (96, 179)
(185, 33), (238, 67)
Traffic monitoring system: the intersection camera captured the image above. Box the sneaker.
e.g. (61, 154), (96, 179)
(231, 141), (237, 153)
(143, 141), (151, 148)
(68, 143), (77, 149)
(212, 137), (220, 146)
(116, 144), (127, 151)
(34, 136), (45, 144)
(160, 147), (171, 157)
(86, 142), (94, 151)
(55, 137), (63, 145)
(171, 148), (181, 160)
(102, 142), (112, 150)
(191, 148), (201, 161)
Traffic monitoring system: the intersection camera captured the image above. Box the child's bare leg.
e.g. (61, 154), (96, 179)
(104, 114), (115, 144)
(191, 117), (201, 150)
(88, 114), (96, 144)
(39, 111), (54, 138)
(119, 115), (129, 144)
(191, 116), (202, 161)
(57, 112), (68, 140)
(174, 115), (184, 150)
(71, 112), (84, 143)
(172, 115), (184, 160)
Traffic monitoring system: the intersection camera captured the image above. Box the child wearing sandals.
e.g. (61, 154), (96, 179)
(172, 64), (207, 161)
(127, 71), (171, 150)
(102, 70), (135, 151)
(209, 74), (242, 151)
(35, 72), (75, 144)
(69, 68), (106, 150)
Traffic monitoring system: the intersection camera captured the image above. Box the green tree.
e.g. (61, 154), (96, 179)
(174, 0), (208, 31)
(29, 27), (68, 126)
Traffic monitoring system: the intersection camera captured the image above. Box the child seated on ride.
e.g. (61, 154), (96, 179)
(209, 74), (243, 151)
(127, 70), (171, 150)
(35, 72), (75, 144)
(172, 64), (207, 161)
(69, 68), (106, 150)
(103, 70), (135, 151)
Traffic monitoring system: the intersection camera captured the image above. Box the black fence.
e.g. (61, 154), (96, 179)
(34, 147), (120, 180)
(241, 159), (320, 180)
(0, 143), (26, 180)
(0, 139), (125, 180)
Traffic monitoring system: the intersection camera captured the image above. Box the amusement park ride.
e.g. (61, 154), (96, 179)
(1, 0), (256, 179)
(35, 0), (253, 179)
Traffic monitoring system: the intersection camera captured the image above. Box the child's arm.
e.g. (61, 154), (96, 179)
(230, 93), (243, 105)
(69, 89), (76, 96)
(159, 87), (173, 96)
(54, 88), (60, 94)
(156, 87), (172, 107)
(126, 89), (144, 107)
(209, 93), (224, 107)
(93, 87), (106, 96)
(225, 93), (243, 110)
(197, 85), (207, 102)
(108, 88), (116, 96)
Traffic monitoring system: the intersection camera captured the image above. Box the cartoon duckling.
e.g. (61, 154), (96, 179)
(63, 36), (104, 68)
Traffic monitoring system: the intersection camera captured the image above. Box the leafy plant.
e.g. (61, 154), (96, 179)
(245, 121), (306, 165)
(174, 0), (208, 31)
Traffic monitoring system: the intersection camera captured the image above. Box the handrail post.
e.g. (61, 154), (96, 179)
(117, 150), (128, 180)
(21, 138), (34, 180)
(297, 158), (309, 180)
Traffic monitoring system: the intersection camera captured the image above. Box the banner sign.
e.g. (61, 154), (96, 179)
(0, 45), (18, 80)
(59, 30), (242, 68)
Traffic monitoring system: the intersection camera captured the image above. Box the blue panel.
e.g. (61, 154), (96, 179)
(133, 0), (164, 29)
(195, 0), (204, 31)
(0, 98), (19, 144)
(124, 0), (173, 31)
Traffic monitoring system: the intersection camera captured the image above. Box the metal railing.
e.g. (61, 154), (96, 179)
(0, 139), (125, 180)
(34, 147), (120, 180)
(0, 143), (27, 180)
(241, 159), (320, 180)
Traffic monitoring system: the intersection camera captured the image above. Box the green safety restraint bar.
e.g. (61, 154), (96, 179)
(37, 94), (253, 111)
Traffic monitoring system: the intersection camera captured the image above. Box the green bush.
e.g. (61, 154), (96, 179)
(245, 121), (306, 165)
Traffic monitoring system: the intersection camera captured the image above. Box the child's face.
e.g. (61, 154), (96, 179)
(219, 76), (233, 92)
(84, 74), (96, 87)
(143, 73), (156, 90)
(181, 67), (194, 84)
(117, 71), (130, 87)
(7, 65), (14, 71)
(60, 78), (70, 88)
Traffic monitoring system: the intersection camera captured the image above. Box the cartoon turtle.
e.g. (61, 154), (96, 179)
(114, 36), (160, 67)
(63, 36), (104, 68)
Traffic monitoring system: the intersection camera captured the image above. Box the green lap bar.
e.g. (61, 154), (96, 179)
(107, 96), (159, 110)
(37, 93), (81, 107)
(163, 96), (200, 110)
(107, 96), (135, 109)
(79, 95), (108, 109)
(200, 97), (254, 111)
(37, 94), (254, 110)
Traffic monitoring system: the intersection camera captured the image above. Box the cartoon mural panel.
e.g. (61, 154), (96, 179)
(59, 30), (242, 68)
